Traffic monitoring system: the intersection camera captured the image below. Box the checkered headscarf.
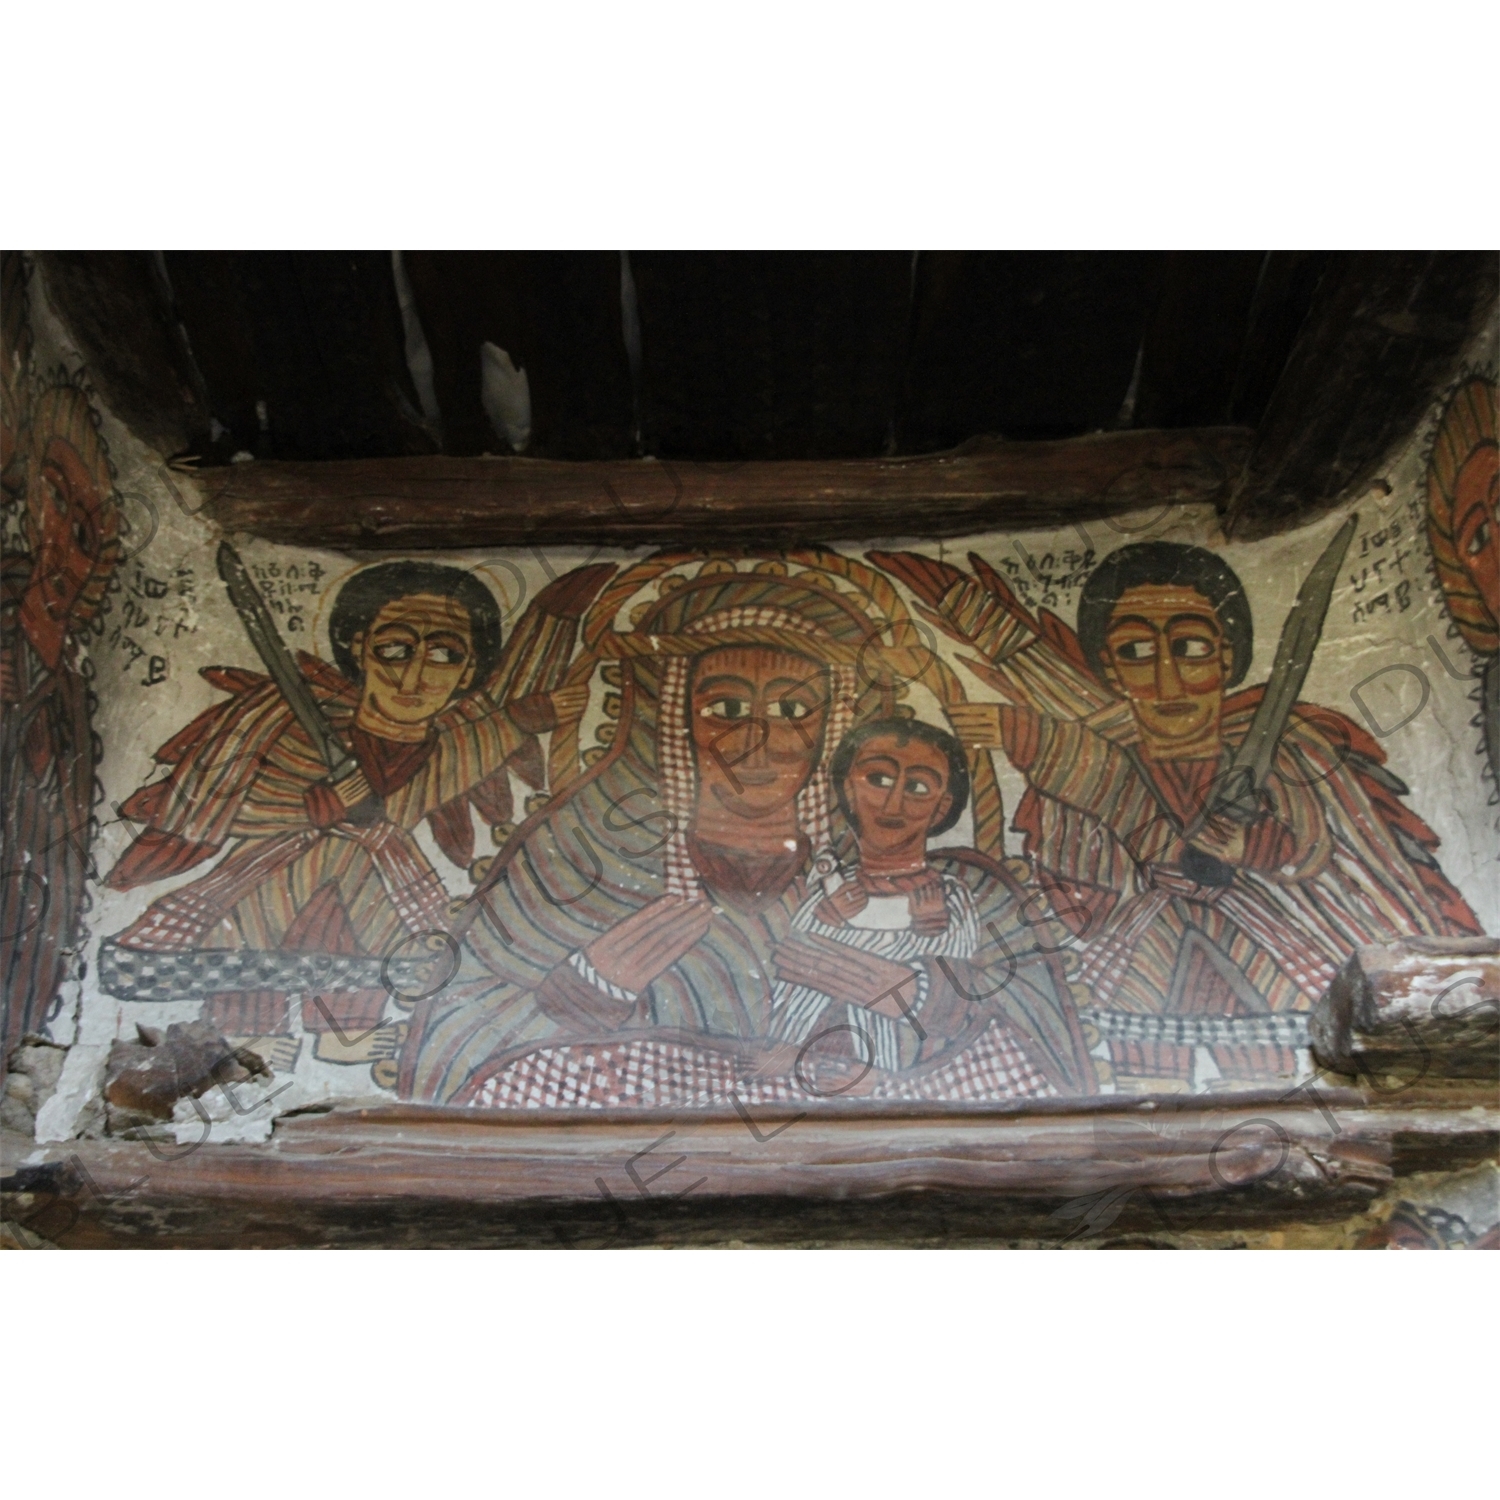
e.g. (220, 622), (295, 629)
(658, 606), (856, 897)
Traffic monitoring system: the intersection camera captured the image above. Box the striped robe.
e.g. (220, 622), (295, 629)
(1003, 694), (1481, 1085)
(768, 872), (982, 1071)
(102, 653), (539, 1038)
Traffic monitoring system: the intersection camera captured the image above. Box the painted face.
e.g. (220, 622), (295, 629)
(689, 646), (829, 825)
(20, 436), (106, 667)
(352, 593), (476, 736)
(1102, 583), (1233, 759)
(843, 733), (953, 867)
(1453, 437), (1499, 633)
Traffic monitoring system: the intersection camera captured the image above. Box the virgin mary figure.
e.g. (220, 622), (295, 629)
(399, 552), (1095, 1107)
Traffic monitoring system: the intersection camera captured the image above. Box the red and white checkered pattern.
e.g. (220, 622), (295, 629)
(875, 1020), (1057, 1103)
(468, 1020), (1054, 1110)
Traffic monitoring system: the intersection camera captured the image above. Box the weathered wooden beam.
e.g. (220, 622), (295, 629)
(1311, 937), (1500, 1082)
(8, 1085), (1493, 1246)
(34, 251), (211, 458)
(1224, 251), (1499, 540)
(197, 425), (1252, 550)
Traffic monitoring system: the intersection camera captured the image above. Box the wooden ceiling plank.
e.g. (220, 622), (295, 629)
(899, 251), (1165, 450)
(1131, 251), (1268, 429)
(403, 251), (634, 460)
(1225, 250), (1332, 427)
(631, 251), (912, 460)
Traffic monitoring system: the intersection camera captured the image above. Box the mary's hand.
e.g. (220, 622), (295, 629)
(582, 894), (714, 996)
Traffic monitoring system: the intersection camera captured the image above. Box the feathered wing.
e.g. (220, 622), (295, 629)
(1223, 687), (1482, 937)
(421, 562), (620, 867)
(871, 549), (1118, 722)
(484, 563), (617, 707)
(105, 653), (357, 890)
(109, 564), (622, 891)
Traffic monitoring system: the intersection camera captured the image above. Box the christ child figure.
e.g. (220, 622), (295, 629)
(768, 716), (981, 1075)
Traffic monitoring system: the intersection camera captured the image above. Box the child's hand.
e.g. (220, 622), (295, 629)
(773, 933), (917, 1016)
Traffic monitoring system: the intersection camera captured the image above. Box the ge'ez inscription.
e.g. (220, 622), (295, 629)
(248, 559), (324, 634)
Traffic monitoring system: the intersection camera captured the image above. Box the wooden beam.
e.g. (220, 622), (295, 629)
(1224, 251), (1499, 540)
(1311, 937), (1499, 1082)
(197, 425), (1252, 550)
(34, 251), (210, 458)
(7, 1092), (1495, 1248)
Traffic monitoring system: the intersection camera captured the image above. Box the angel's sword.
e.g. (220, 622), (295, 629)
(1207, 512), (1358, 825)
(216, 540), (360, 783)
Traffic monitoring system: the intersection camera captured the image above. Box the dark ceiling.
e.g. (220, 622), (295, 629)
(31, 250), (1496, 535)
(36, 250), (1328, 463)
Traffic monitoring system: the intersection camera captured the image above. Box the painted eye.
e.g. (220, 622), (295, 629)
(867, 771), (896, 789)
(1114, 639), (1156, 662)
(906, 776), (935, 796)
(1466, 520), (1491, 556)
(375, 642), (415, 663)
(769, 698), (812, 720)
(1173, 637), (1215, 660)
(427, 643), (468, 665)
(701, 697), (753, 720)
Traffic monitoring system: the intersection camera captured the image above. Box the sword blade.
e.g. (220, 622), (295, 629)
(216, 541), (357, 780)
(1214, 512), (1357, 818)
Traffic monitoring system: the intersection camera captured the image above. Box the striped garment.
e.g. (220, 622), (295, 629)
(0, 612), (97, 1056)
(100, 653), (536, 1036)
(1005, 687), (1480, 1086)
(768, 872), (980, 1071)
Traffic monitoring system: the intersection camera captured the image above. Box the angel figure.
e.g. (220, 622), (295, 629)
(877, 541), (1480, 1094)
(99, 558), (611, 1083)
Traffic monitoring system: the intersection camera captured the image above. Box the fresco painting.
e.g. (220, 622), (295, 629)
(89, 502), (1494, 1113)
(99, 551), (598, 1082)
(1, 254), (123, 1060)
(1424, 374), (1499, 794)
(881, 535), (1480, 1092)
(3, 260), (1491, 1129)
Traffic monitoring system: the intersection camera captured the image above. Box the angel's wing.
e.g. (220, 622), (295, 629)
(872, 549), (1115, 721)
(485, 563), (617, 707)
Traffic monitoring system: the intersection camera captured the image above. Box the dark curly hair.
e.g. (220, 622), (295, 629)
(830, 716), (970, 838)
(327, 562), (503, 687)
(1076, 541), (1253, 688)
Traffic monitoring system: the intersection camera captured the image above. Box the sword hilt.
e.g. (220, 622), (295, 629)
(1209, 764), (1263, 825)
